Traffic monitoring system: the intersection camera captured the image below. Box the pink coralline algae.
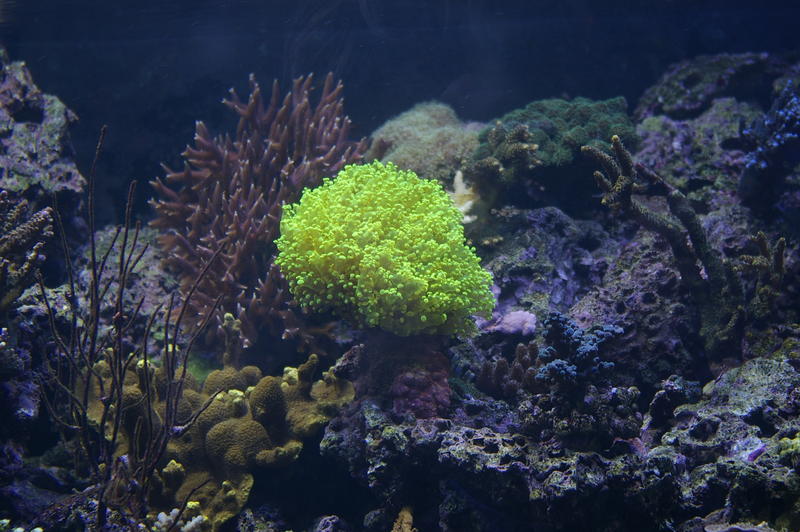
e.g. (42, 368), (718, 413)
(482, 310), (537, 337)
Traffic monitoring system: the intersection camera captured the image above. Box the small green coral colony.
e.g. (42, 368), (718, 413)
(276, 161), (495, 336)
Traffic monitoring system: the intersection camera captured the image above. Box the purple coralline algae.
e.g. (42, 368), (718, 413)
(570, 233), (698, 393)
(322, 401), (656, 531)
(332, 333), (453, 421)
(636, 97), (759, 209)
(480, 205), (619, 324)
(322, 343), (800, 530)
(641, 357), (800, 530)
(390, 364), (451, 420)
(0, 327), (39, 438)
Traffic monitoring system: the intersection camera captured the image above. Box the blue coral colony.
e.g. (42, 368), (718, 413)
(2, 9), (800, 532)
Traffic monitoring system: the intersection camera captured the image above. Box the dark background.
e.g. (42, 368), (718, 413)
(1, 0), (799, 219)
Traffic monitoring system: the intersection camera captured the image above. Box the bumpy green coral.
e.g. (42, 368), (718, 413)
(465, 96), (636, 215)
(276, 161), (494, 336)
(476, 96), (636, 169)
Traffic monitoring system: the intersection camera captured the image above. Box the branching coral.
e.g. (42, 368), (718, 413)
(736, 231), (786, 323)
(476, 313), (636, 449)
(150, 73), (366, 350)
(466, 122), (541, 190)
(467, 96), (635, 214)
(582, 135), (747, 359)
(0, 191), (53, 312)
(38, 131), (221, 528)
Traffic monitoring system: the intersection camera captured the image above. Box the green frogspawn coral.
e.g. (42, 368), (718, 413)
(276, 161), (494, 336)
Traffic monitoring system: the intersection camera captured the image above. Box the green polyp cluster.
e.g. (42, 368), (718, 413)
(275, 161), (495, 336)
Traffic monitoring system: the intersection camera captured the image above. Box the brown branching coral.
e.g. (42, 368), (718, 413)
(477, 341), (539, 402)
(582, 135), (746, 360)
(0, 190), (53, 312)
(391, 506), (417, 532)
(150, 73), (366, 351)
(466, 122), (541, 189)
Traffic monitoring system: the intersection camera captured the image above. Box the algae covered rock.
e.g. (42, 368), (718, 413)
(0, 47), (84, 195)
(365, 101), (481, 185)
(636, 97), (760, 207)
(634, 52), (786, 121)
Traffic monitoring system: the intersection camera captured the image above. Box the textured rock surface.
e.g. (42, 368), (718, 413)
(0, 48), (83, 196)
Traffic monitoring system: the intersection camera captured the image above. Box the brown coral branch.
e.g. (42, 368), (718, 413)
(582, 135), (747, 360)
(0, 190), (53, 311)
(150, 72), (366, 351)
(735, 231), (787, 322)
(40, 127), (223, 526)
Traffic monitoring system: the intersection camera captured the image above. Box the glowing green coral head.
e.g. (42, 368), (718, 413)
(275, 161), (494, 336)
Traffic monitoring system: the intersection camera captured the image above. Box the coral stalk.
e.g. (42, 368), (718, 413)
(582, 135), (745, 360)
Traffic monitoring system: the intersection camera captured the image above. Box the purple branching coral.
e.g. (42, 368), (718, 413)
(150, 73), (366, 351)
